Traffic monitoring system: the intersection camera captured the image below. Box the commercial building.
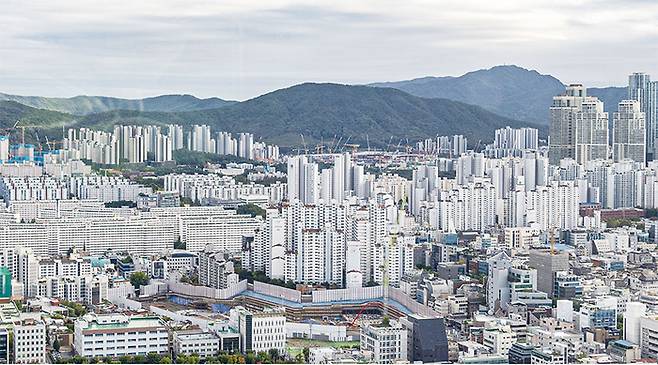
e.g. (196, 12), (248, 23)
(608, 340), (641, 363)
(578, 297), (618, 330)
(13, 316), (46, 364)
(230, 306), (286, 354)
(528, 250), (569, 298)
(360, 319), (408, 364)
(400, 315), (449, 363)
(173, 331), (221, 359)
(0, 328), (8, 364)
(74, 314), (169, 358)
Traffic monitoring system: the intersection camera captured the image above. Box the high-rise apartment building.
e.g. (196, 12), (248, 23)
(575, 95), (609, 164)
(628, 73), (657, 160)
(549, 84), (609, 165)
(613, 100), (646, 164)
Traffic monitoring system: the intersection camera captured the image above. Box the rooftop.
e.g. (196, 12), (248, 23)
(174, 331), (219, 341)
(78, 314), (165, 331)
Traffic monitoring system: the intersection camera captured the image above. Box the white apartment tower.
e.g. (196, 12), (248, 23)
(549, 84), (609, 165)
(575, 94), (609, 164)
(613, 100), (646, 164)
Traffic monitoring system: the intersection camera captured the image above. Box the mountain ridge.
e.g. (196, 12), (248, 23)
(0, 83), (541, 147)
(0, 92), (236, 115)
(369, 65), (628, 124)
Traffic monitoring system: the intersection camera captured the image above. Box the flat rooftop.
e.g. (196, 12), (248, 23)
(79, 315), (165, 331)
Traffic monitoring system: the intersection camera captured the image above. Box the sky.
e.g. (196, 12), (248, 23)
(2, 0), (658, 101)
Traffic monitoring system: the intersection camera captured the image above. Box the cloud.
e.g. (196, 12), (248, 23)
(1, 0), (658, 99)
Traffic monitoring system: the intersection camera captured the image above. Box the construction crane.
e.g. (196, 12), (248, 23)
(0, 120), (20, 140)
(340, 135), (352, 153)
(333, 136), (342, 154)
(328, 135), (337, 154)
(344, 143), (360, 154)
(299, 134), (308, 155)
(15, 122), (41, 145)
(393, 138), (404, 155)
(44, 136), (62, 152)
(34, 131), (43, 152)
(549, 227), (556, 255)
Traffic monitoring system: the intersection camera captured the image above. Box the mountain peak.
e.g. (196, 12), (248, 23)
(369, 65), (567, 124)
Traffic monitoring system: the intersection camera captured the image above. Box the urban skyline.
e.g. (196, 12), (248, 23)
(4, 1), (658, 364)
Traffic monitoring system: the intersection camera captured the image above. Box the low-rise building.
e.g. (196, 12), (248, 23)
(286, 322), (347, 342)
(360, 319), (408, 364)
(230, 306), (286, 354)
(173, 331), (220, 359)
(0, 328), (8, 364)
(74, 314), (169, 358)
(607, 340), (641, 363)
(13, 316), (46, 364)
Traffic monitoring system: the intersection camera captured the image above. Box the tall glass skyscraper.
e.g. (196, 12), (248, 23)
(628, 73), (657, 160)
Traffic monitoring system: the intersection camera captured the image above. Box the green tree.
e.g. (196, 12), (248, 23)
(268, 349), (280, 362)
(302, 347), (310, 362)
(104, 200), (137, 208)
(236, 203), (265, 218)
(53, 338), (61, 352)
(159, 356), (172, 364)
(129, 272), (150, 288)
(147, 353), (162, 363)
(61, 300), (87, 317)
(256, 352), (270, 363)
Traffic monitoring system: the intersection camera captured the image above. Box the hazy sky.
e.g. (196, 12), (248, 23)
(2, 0), (658, 100)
